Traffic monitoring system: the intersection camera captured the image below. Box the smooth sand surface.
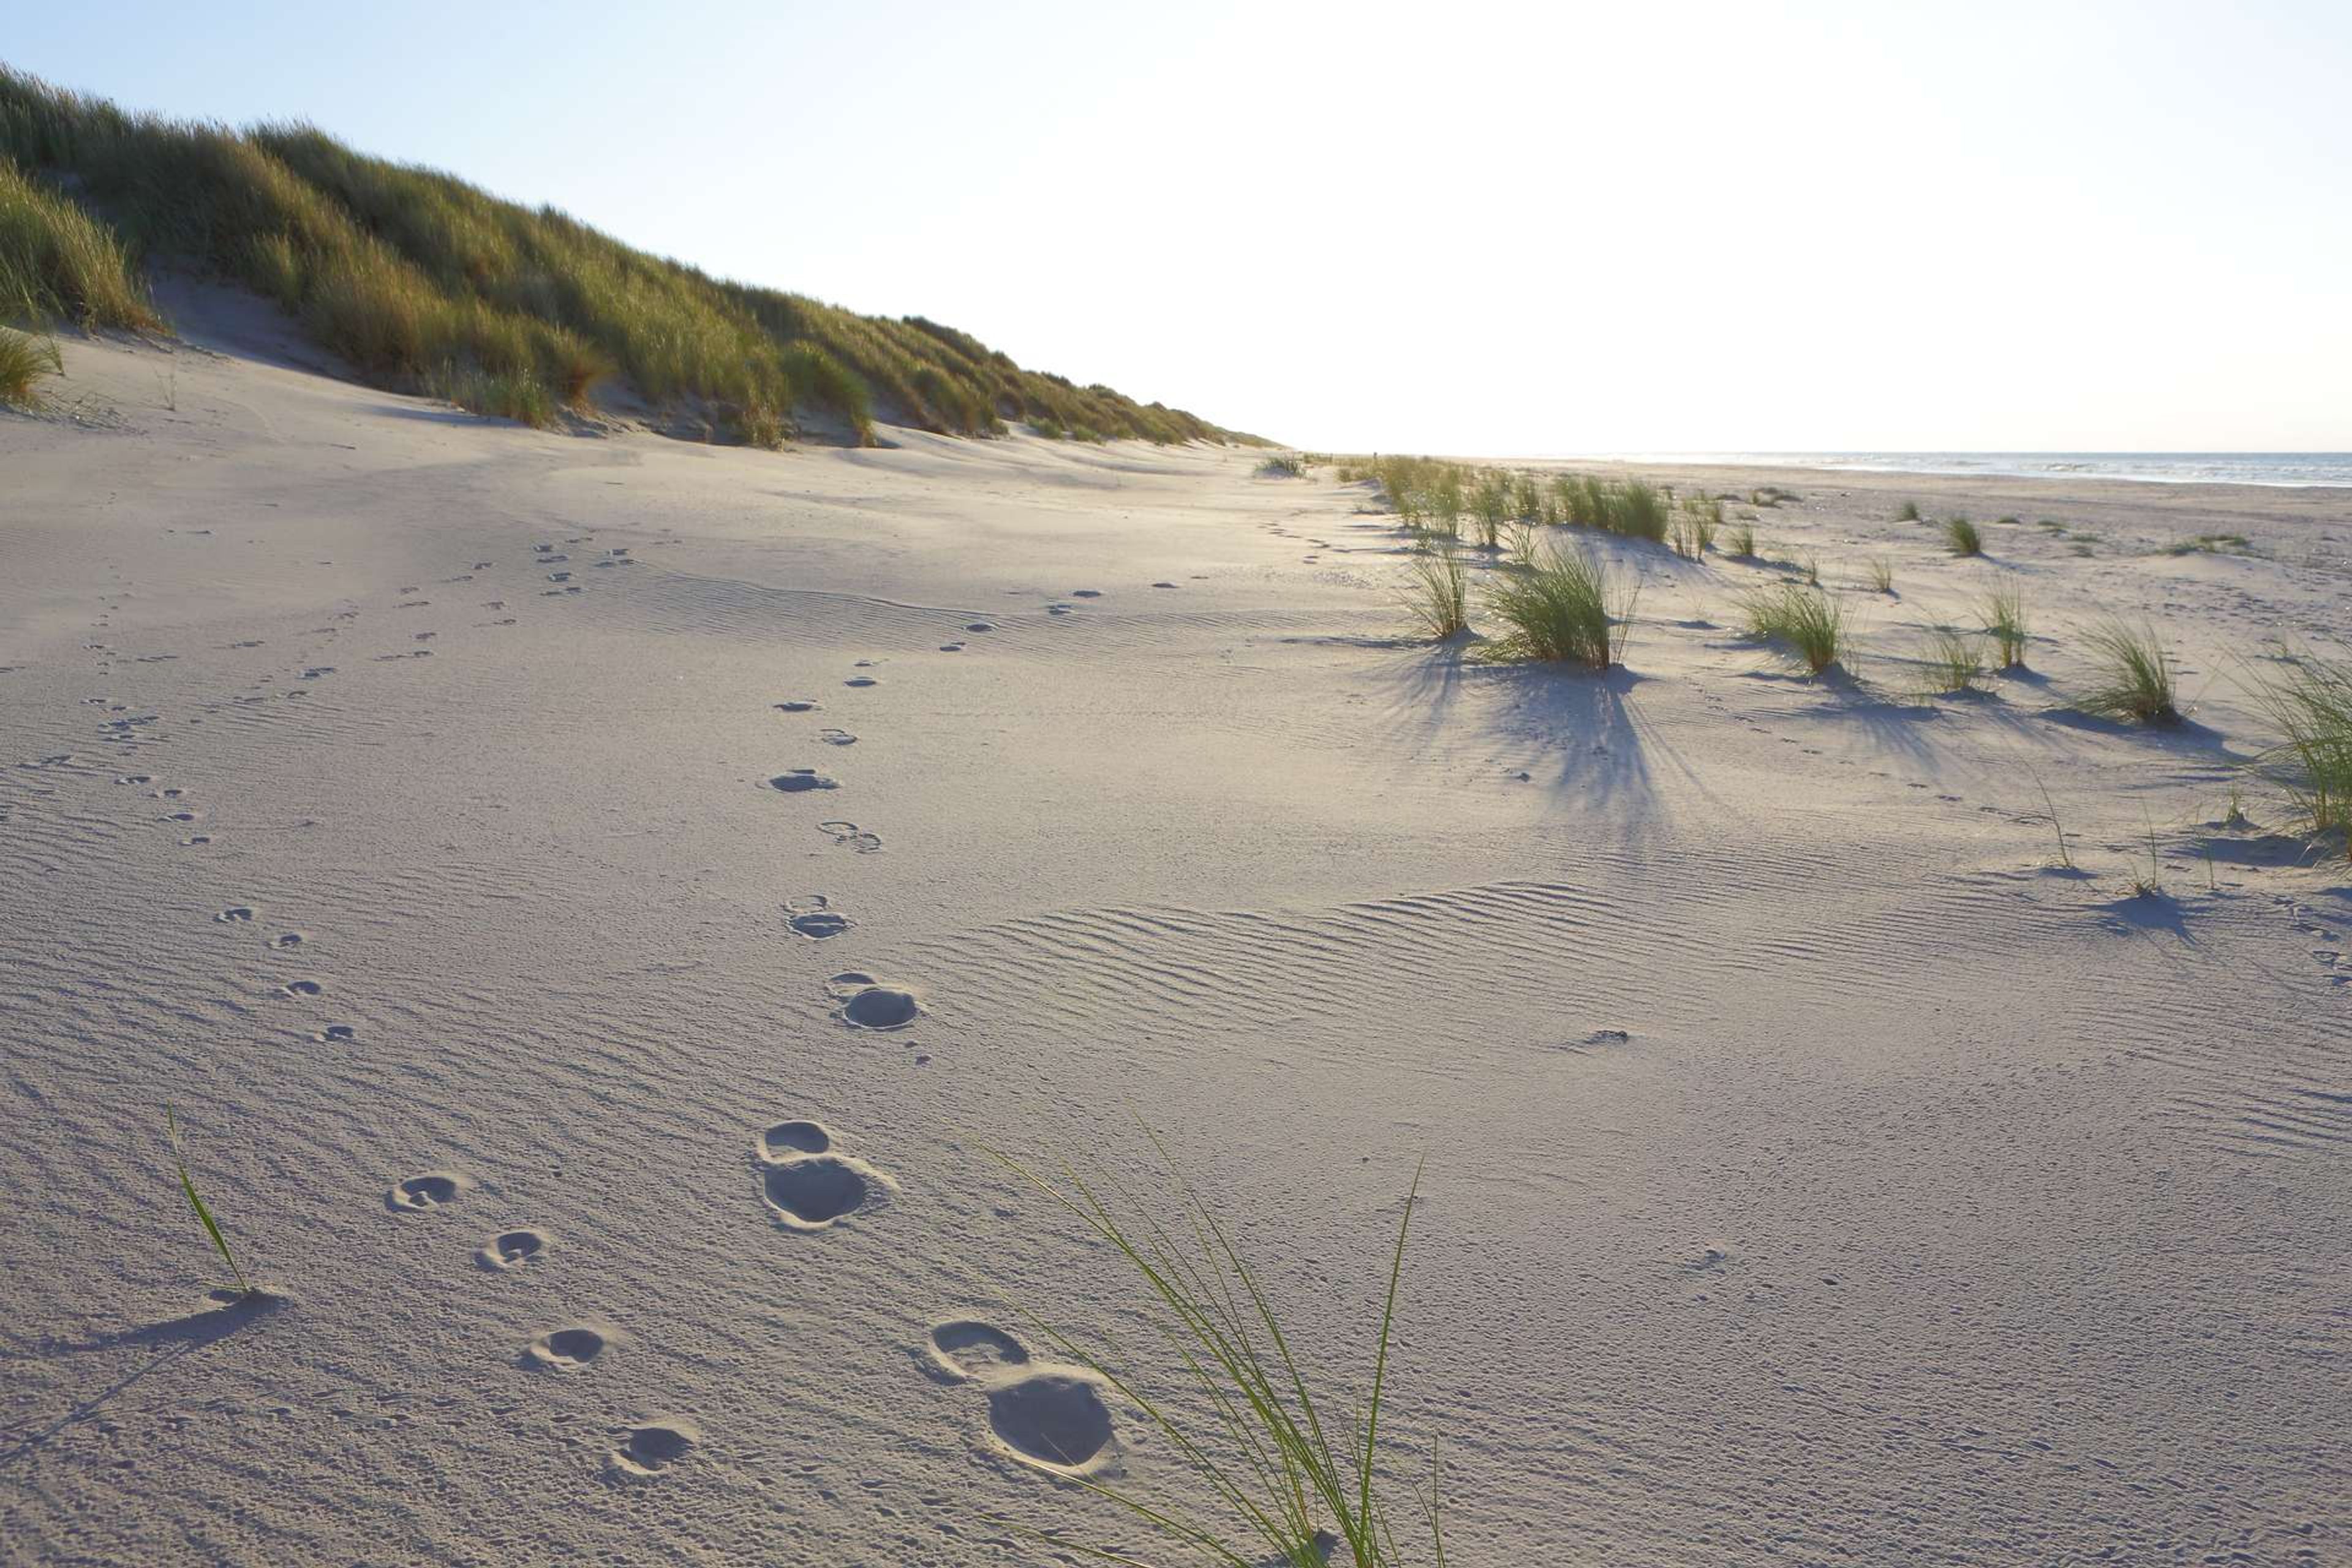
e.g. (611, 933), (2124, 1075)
(3, 320), (2348, 1566)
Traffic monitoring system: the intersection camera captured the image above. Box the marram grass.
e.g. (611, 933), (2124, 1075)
(0, 66), (1248, 448)
(1482, 543), (1635, 668)
(1741, 583), (1851, 676)
(1917, 627), (1986, 696)
(984, 1133), (1442, 1568)
(1401, 545), (1470, 640)
(2250, 650), (2352, 854)
(2076, 619), (2178, 723)
(1977, 587), (2029, 668)
(0, 323), (59, 408)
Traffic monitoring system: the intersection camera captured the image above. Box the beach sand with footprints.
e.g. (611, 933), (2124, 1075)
(2, 315), (2349, 1564)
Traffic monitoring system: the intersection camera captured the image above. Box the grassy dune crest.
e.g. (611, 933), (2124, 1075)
(0, 67), (1248, 447)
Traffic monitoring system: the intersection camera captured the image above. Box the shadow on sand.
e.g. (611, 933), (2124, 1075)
(1, 1291), (287, 1469)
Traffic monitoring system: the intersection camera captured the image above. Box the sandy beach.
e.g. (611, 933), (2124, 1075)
(2, 314), (2348, 1565)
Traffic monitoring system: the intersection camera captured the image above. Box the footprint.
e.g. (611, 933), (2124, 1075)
(272, 932), (306, 949)
(608, 1419), (698, 1479)
(760, 1154), (895, 1231)
(386, 1172), (470, 1213)
(766, 769), (839, 793)
(1151, 582), (1178, 590)
(524, 1325), (608, 1371)
(282, 979), (323, 998)
(316, 1023), (356, 1042)
(922, 1321), (1116, 1476)
(215, 907), (256, 924)
(818, 821), (883, 854)
(828, 973), (921, 1030)
(963, 622), (995, 633)
(937, 643), (964, 652)
(817, 729), (856, 747)
(785, 897), (852, 940)
(1070, 589), (1101, 598)
(477, 1228), (551, 1270)
(761, 1120), (833, 1158)
(774, 699), (821, 713)
(843, 676), (878, 688)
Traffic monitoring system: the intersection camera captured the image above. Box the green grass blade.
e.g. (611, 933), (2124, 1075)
(165, 1106), (249, 1295)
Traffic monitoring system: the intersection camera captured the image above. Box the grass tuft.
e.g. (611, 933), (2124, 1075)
(2076, 619), (2179, 724)
(1943, 516), (1983, 556)
(1918, 627), (1986, 696)
(1257, 454), (1306, 478)
(983, 1133), (1441, 1568)
(1723, 521), (1755, 559)
(1863, 556), (1895, 594)
(0, 323), (59, 407)
(2249, 650), (2352, 855)
(1482, 543), (1635, 668)
(1741, 583), (1851, 676)
(1896, 499), (1921, 522)
(1977, 587), (2029, 668)
(1401, 545), (1469, 640)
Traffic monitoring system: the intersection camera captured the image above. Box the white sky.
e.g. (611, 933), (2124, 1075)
(11, 1), (2349, 453)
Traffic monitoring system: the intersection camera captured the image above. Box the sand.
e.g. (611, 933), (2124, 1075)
(2, 309), (2348, 1566)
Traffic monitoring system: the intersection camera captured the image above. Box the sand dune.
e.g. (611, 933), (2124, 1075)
(2, 321), (2348, 1566)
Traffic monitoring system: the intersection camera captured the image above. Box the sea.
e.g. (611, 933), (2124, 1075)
(1593, 453), (2352, 489)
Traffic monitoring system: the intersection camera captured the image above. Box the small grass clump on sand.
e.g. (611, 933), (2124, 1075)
(1669, 492), (1719, 559)
(1723, 521), (1756, 559)
(1741, 582), (1850, 676)
(1977, 586), (2029, 668)
(2029, 767), (2075, 871)
(1943, 516), (1983, 556)
(1863, 556), (1895, 594)
(1401, 545), (1469, 640)
(986, 1136), (1441, 1568)
(166, 1106), (252, 1297)
(1553, 473), (1670, 543)
(1918, 627), (1986, 696)
(2250, 650), (2352, 854)
(1257, 454), (1305, 478)
(0, 323), (59, 408)
(1895, 500), (1921, 522)
(1504, 519), (1539, 570)
(423, 362), (556, 429)
(2076, 619), (2179, 723)
(2165, 532), (2251, 556)
(1483, 543), (1634, 668)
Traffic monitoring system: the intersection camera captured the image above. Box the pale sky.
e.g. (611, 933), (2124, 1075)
(10, 1), (2349, 453)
